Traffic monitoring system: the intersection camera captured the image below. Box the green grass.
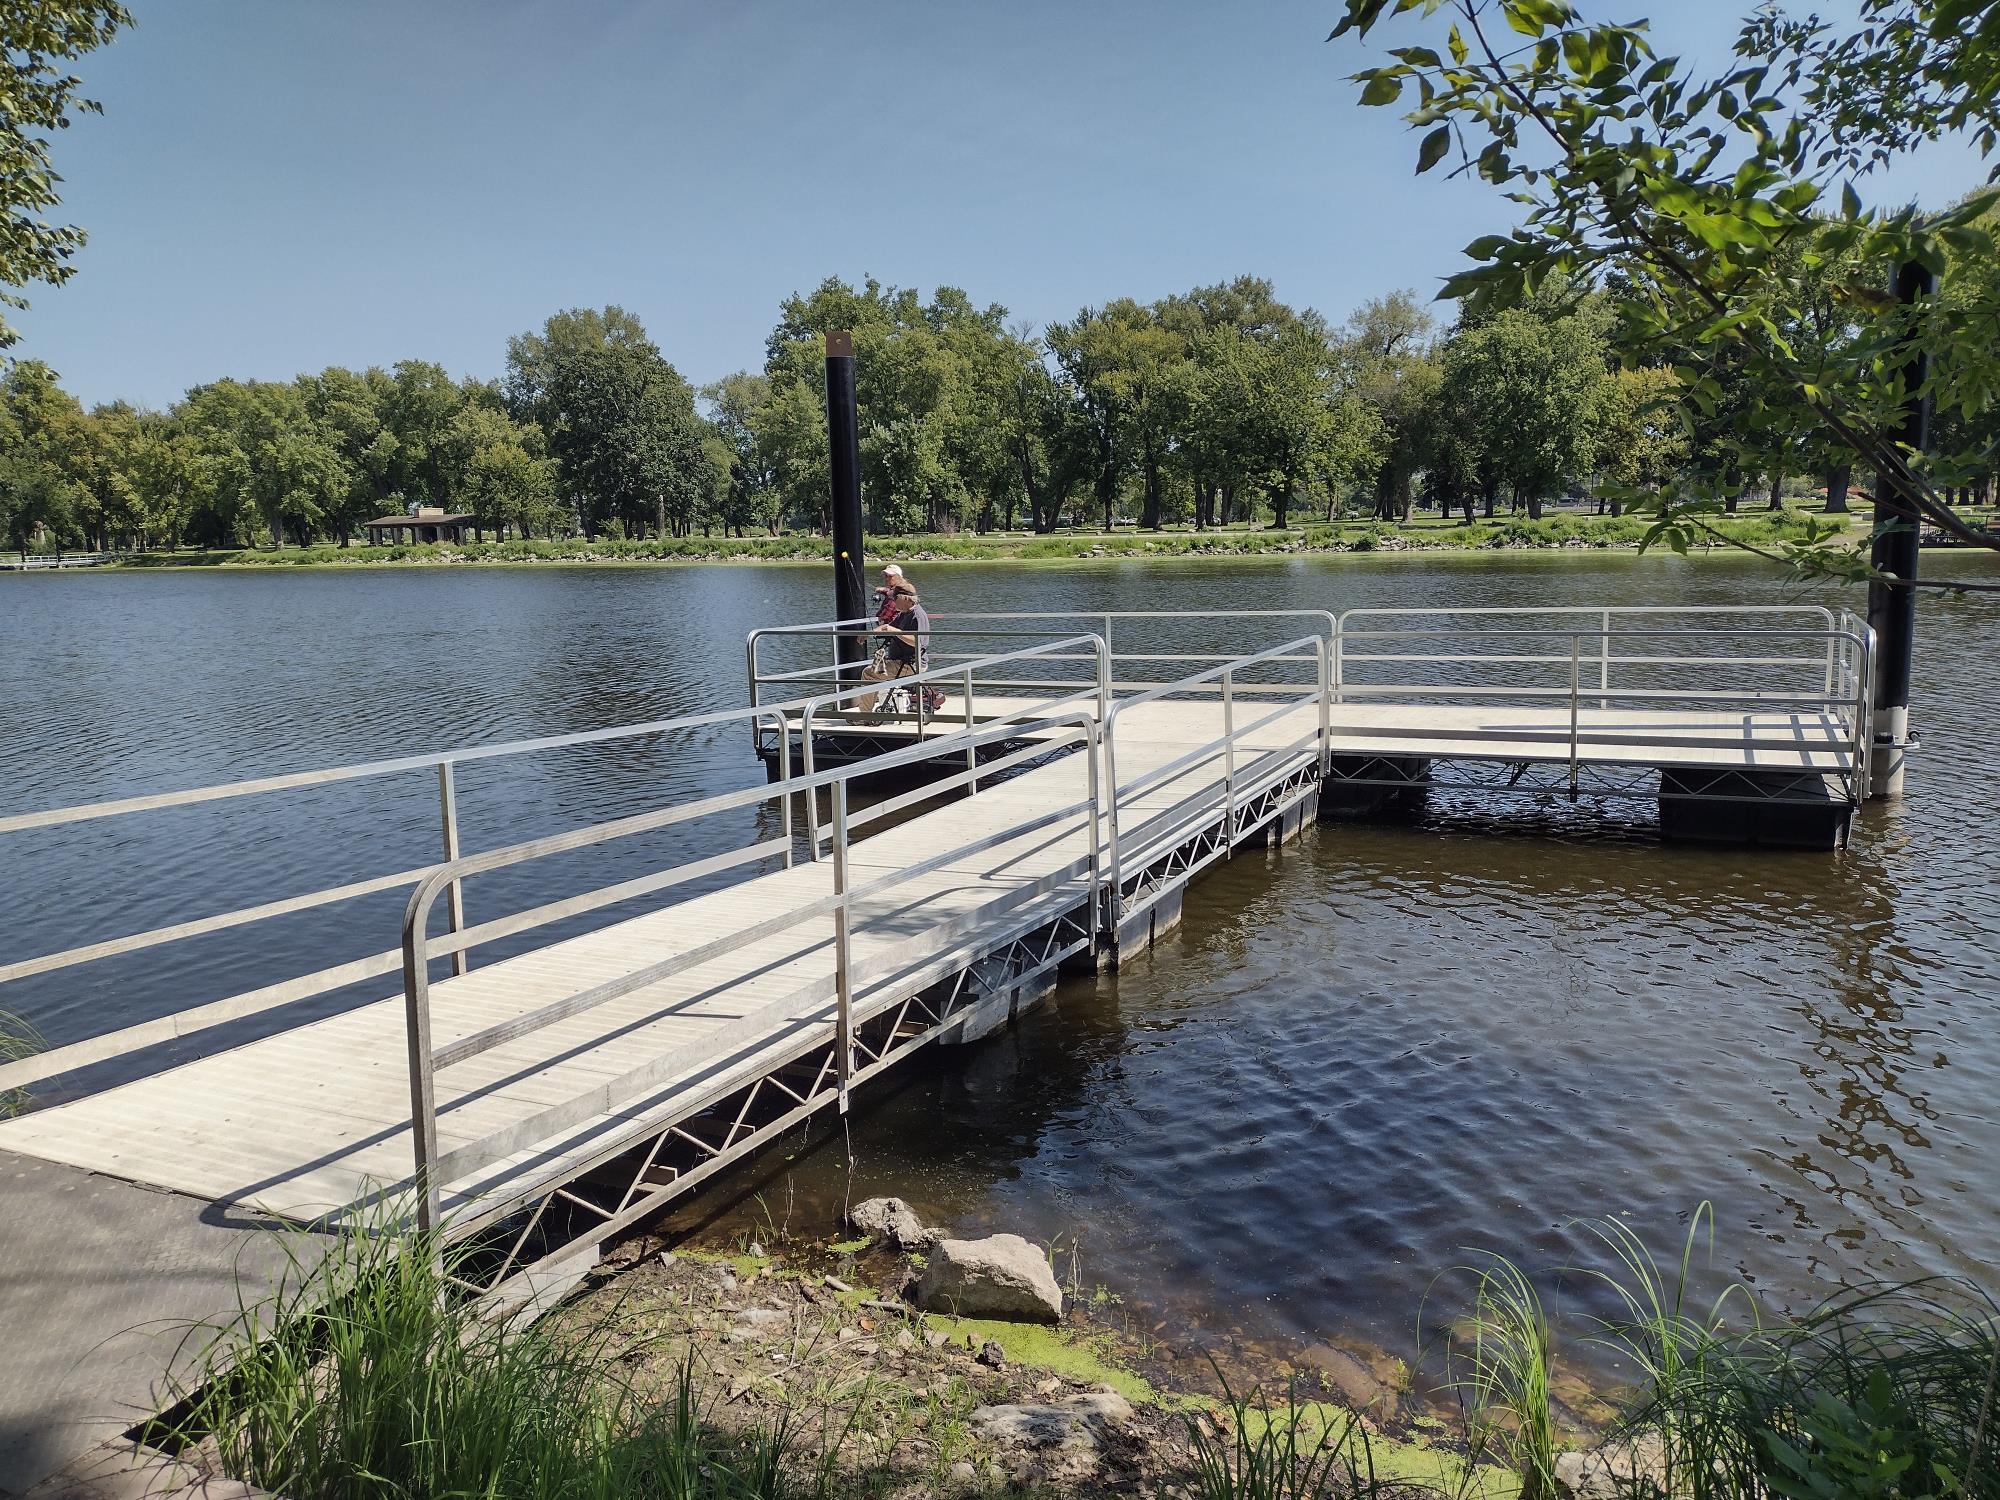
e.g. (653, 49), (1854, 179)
(1184, 1359), (1390, 1500)
(1618, 1280), (2000, 1500)
(1443, 1208), (2000, 1500)
(156, 1218), (826, 1500)
(1452, 1255), (1561, 1500)
(0, 1009), (41, 1117)
(99, 507), (1865, 570)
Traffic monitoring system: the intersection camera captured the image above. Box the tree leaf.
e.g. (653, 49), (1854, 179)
(1416, 124), (1452, 173)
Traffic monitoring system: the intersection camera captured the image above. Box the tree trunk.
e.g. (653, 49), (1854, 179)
(1525, 487), (1544, 521)
(1825, 462), (1851, 514)
(1272, 470), (1294, 530)
(1768, 470), (1784, 510)
(1482, 476), (1499, 519)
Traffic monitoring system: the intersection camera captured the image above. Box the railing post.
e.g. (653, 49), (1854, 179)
(1084, 724), (1104, 939)
(436, 762), (468, 978)
(1568, 633), (1581, 801)
(964, 668), (978, 793)
(1095, 633), (1111, 726)
(1599, 609), (1611, 698)
(1222, 668), (1237, 844)
(831, 779), (853, 1114)
(1104, 714), (1124, 933)
(777, 719), (795, 869)
(802, 703), (821, 862)
(1317, 638), (1332, 778)
(400, 902), (442, 1234)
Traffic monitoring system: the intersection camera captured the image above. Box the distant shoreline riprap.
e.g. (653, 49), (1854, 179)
(75, 509), (1869, 570)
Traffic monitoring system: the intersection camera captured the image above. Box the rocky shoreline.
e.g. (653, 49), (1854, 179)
(552, 1196), (1543, 1498)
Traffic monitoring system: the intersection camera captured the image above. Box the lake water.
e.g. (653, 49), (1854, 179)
(4, 550), (1998, 1382)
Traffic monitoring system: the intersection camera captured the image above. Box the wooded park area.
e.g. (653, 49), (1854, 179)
(8, 240), (1994, 560)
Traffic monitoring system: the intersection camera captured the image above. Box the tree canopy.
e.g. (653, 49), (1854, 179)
(1331, 0), (2000, 582)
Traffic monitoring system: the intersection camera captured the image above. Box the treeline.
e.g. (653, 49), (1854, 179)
(5, 267), (1996, 557)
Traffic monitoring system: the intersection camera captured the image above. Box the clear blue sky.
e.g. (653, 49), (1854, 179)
(16, 0), (1992, 411)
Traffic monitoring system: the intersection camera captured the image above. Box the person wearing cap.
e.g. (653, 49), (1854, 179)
(859, 581), (926, 715)
(873, 563), (909, 625)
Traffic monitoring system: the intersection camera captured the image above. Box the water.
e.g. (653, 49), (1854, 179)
(4, 551), (1998, 1377)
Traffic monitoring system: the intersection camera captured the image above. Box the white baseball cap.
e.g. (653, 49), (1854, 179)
(882, 564), (904, 576)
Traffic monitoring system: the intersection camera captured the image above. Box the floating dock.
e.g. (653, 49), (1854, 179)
(0, 604), (1873, 1488)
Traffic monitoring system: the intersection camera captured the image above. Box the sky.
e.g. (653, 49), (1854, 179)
(15, 0), (1995, 411)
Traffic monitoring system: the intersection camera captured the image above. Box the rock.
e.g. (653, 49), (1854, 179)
(850, 1196), (932, 1249)
(748, 1240), (766, 1258)
(729, 1306), (790, 1341)
(1297, 1344), (1395, 1417)
(949, 1460), (978, 1485)
(926, 1328), (951, 1348)
(977, 1339), (1007, 1369)
(969, 1389), (1135, 1454)
(915, 1234), (1064, 1322)
(1555, 1431), (1667, 1499)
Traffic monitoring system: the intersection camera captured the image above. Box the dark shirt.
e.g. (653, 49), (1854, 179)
(884, 608), (920, 665)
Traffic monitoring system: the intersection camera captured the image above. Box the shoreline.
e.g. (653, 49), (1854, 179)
(18, 509), (1879, 573)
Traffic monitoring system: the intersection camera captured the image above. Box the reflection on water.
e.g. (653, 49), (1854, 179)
(3, 552), (1998, 1373)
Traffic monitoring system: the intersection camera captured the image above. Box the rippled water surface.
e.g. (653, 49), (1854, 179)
(4, 552), (1997, 1373)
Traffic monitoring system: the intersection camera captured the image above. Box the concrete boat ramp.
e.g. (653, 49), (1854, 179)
(0, 605), (1874, 1490)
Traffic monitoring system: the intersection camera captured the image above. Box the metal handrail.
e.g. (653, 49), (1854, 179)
(746, 609), (1339, 729)
(795, 634), (1111, 860)
(1333, 616), (1874, 801)
(0, 693), (839, 1092)
(398, 704), (1104, 1230)
(1101, 635), (1330, 921)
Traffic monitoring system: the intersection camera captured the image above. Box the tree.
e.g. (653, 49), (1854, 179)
(298, 366), (396, 544)
(1598, 366), (1689, 514)
(1439, 298), (1610, 519)
(1333, 0), (2000, 581)
(1045, 300), (1185, 530)
(0, 362), (88, 556)
(0, 3), (131, 345)
(439, 403), (558, 539)
(506, 307), (710, 538)
(1344, 293), (1442, 522)
(704, 372), (785, 534)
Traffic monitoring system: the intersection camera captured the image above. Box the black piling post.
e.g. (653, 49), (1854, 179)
(1864, 259), (1934, 798)
(825, 330), (866, 667)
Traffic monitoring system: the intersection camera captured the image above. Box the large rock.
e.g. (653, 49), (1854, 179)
(969, 1389), (1135, 1451)
(915, 1233), (1064, 1322)
(1554, 1431), (1667, 1499)
(849, 1196), (932, 1250)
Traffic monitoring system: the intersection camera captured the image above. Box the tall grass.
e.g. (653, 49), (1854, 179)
(1452, 1254), (1560, 1500)
(0, 1009), (42, 1117)
(157, 1217), (818, 1500)
(1183, 1358), (1387, 1500)
(1624, 1280), (2000, 1500)
(1452, 1208), (2000, 1500)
